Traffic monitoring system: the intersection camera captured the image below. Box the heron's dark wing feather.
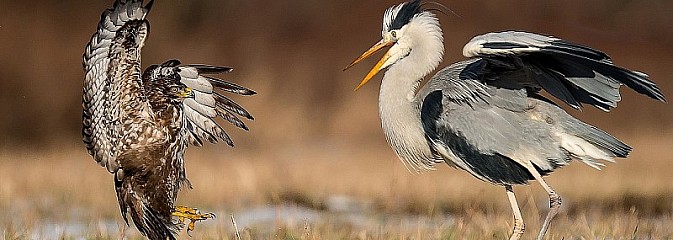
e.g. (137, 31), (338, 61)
(462, 31), (666, 111)
(82, 0), (153, 173)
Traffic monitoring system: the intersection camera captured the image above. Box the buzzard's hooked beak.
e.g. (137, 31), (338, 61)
(343, 39), (394, 91)
(179, 87), (194, 98)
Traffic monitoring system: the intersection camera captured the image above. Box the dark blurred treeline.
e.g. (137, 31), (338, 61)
(0, 0), (671, 149)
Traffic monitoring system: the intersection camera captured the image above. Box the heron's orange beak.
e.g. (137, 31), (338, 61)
(343, 39), (394, 91)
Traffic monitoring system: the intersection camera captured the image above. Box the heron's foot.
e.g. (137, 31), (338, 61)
(172, 205), (216, 235)
(510, 220), (525, 240)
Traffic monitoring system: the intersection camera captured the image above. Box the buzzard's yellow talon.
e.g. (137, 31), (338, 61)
(172, 205), (216, 234)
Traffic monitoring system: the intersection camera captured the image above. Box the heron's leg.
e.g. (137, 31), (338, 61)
(505, 185), (525, 240)
(172, 205), (216, 234)
(525, 166), (562, 240)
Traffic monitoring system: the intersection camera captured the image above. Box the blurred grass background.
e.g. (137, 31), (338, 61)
(1, 0), (672, 239)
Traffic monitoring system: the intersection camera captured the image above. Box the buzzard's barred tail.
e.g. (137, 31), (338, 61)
(132, 205), (179, 240)
(117, 181), (179, 240)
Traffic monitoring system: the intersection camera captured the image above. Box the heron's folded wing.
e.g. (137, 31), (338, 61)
(461, 31), (665, 111)
(177, 64), (256, 147)
(421, 62), (633, 184)
(82, 0), (154, 173)
(420, 80), (567, 185)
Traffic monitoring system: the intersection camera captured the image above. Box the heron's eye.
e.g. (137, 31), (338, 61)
(391, 31), (397, 38)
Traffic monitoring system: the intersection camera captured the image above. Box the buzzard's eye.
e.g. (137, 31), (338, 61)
(169, 86), (179, 94)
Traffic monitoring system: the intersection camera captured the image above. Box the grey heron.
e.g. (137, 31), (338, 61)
(344, 1), (666, 239)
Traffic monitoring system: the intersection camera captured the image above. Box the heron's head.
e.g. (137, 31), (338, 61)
(116, 20), (150, 49)
(344, 0), (443, 91)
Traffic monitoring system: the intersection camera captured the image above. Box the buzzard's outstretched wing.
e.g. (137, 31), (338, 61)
(143, 60), (256, 147)
(82, 0), (154, 173)
(180, 65), (256, 147)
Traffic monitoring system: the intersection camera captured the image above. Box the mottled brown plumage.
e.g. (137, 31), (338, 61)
(82, 1), (255, 239)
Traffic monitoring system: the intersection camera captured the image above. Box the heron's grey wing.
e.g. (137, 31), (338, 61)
(83, 0), (154, 173)
(143, 60), (256, 147)
(421, 61), (632, 185)
(421, 62), (562, 185)
(462, 31), (665, 111)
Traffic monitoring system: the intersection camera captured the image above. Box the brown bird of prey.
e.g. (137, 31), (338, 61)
(82, 0), (255, 239)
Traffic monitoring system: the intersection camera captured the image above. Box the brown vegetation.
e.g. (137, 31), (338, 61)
(2, 134), (673, 239)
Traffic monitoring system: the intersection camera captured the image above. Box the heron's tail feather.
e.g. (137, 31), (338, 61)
(559, 121), (632, 170)
(116, 180), (179, 240)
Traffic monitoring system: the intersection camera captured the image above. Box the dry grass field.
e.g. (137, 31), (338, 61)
(2, 133), (673, 239)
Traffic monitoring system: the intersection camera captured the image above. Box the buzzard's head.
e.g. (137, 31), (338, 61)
(166, 83), (194, 102)
(154, 79), (193, 105)
(145, 75), (193, 115)
(143, 62), (194, 110)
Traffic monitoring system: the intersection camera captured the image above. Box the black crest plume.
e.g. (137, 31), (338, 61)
(389, 0), (423, 30)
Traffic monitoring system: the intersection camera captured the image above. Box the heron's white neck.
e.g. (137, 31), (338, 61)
(378, 14), (444, 172)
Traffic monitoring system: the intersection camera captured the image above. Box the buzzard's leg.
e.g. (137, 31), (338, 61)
(172, 205), (216, 234)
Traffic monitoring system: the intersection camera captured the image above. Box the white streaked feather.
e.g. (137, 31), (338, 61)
(175, 64), (254, 147)
(185, 119), (213, 143)
(184, 106), (219, 135)
(179, 67), (199, 79)
(184, 106), (229, 143)
(118, 10), (131, 21)
(184, 98), (217, 118)
(184, 130), (203, 146)
(82, 0), (152, 173)
(180, 75), (213, 93)
(194, 91), (216, 107)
